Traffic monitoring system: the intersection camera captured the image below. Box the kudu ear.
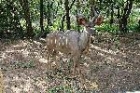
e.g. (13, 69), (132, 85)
(94, 15), (104, 25)
(91, 15), (104, 26)
(91, 7), (103, 26)
(76, 15), (87, 26)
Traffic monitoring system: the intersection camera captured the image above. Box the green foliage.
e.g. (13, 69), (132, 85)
(96, 24), (119, 34)
(29, 0), (40, 22)
(127, 11), (140, 32)
(128, 24), (140, 32)
(0, 0), (24, 38)
(48, 85), (72, 93)
(0, 0), (140, 38)
(14, 61), (35, 69)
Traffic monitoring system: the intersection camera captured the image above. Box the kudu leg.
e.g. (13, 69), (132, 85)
(46, 50), (58, 70)
(71, 52), (81, 76)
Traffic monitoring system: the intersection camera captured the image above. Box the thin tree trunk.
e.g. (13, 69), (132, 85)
(110, 0), (114, 25)
(119, 0), (133, 33)
(65, 0), (71, 30)
(117, 6), (120, 18)
(61, 0), (75, 30)
(19, 0), (34, 37)
(138, 20), (140, 28)
(47, 1), (53, 26)
(40, 0), (44, 32)
(76, 0), (80, 32)
(61, 15), (65, 31)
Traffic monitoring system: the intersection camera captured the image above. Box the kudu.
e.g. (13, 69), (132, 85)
(45, 13), (103, 74)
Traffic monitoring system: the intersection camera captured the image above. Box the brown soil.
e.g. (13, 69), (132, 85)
(0, 32), (140, 93)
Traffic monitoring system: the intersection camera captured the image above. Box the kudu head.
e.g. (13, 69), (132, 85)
(76, 11), (103, 34)
(76, 12), (103, 27)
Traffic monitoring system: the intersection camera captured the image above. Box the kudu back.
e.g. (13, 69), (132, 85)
(45, 14), (103, 73)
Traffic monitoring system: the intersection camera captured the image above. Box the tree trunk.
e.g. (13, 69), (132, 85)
(19, 0), (34, 38)
(60, 15), (65, 31)
(119, 0), (133, 33)
(65, 0), (71, 30)
(76, 0), (80, 32)
(138, 20), (140, 28)
(61, 0), (75, 30)
(40, 0), (44, 32)
(117, 6), (120, 18)
(47, 1), (53, 26)
(110, 0), (114, 25)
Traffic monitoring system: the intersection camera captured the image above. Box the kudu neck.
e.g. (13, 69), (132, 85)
(83, 26), (94, 35)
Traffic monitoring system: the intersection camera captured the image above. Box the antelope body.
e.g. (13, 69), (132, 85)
(45, 14), (103, 73)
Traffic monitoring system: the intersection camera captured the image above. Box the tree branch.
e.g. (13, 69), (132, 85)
(69, 0), (76, 10)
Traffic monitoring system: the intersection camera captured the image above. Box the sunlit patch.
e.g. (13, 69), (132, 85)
(83, 79), (98, 90)
(0, 53), (6, 59)
(126, 91), (140, 93)
(23, 78), (33, 92)
(52, 61), (57, 67)
(5, 73), (35, 93)
(39, 58), (48, 63)
(11, 86), (21, 93)
(33, 41), (42, 46)
(21, 49), (30, 57)
(12, 41), (27, 48)
(91, 44), (126, 57)
(83, 62), (89, 67)
(97, 52), (105, 56)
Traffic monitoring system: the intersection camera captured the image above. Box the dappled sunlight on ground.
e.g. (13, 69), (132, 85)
(0, 33), (140, 92)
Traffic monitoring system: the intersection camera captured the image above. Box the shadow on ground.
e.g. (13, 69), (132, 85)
(0, 32), (140, 93)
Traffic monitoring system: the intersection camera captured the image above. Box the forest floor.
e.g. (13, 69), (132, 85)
(0, 32), (140, 93)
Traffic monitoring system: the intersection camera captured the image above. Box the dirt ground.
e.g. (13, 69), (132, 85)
(0, 32), (140, 93)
